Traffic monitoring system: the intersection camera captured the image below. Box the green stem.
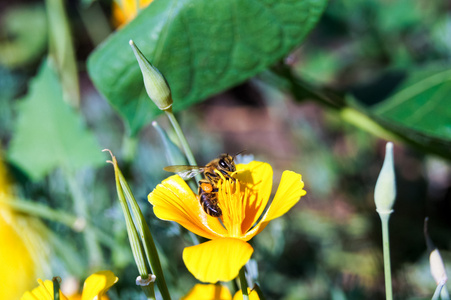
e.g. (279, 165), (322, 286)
(0, 198), (77, 227)
(137, 275), (157, 300)
(0, 197), (116, 248)
(46, 224), (85, 277)
(253, 283), (267, 300)
(442, 286), (450, 300)
(432, 281), (450, 300)
(66, 171), (103, 269)
(142, 287), (156, 300)
(117, 186), (149, 277)
(77, 1), (111, 46)
(116, 166), (171, 300)
(165, 109), (202, 183)
(432, 282), (444, 300)
(379, 212), (393, 300)
(113, 161), (156, 300)
(45, 0), (80, 107)
(53, 277), (61, 300)
(239, 267), (249, 300)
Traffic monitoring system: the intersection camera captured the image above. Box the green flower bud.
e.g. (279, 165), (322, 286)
(129, 40), (173, 111)
(374, 142), (396, 214)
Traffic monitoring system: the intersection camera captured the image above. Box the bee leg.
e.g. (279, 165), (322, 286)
(219, 169), (235, 181)
(205, 172), (219, 182)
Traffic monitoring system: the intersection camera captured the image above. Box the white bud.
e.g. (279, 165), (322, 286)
(374, 142), (396, 214)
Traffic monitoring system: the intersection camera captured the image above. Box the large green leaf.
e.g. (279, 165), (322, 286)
(371, 66), (451, 141)
(88, 0), (328, 134)
(277, 63), (451, 158)
(7, 60), (104, 180)
(362, 66), (451, 158)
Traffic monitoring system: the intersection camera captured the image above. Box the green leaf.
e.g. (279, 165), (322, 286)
(88, 0), (328, 134)
(360, 65), (451, 158)
(371, 66), (451, 141)
(7, 60), (104, 180)
(277, 64), (451, 158)
(0, 4), (47, 68)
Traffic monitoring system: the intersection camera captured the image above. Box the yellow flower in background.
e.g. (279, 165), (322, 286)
(232, 288), (260, 300)
(0, 213), (37, 299)
(0, 148), (47, 300)
(148, 161), (306, 283)
(182, 284), (232, 300)
(20, 271), (118, 300)
(182, 284), (260, 300)
(112, 0), (153, 27)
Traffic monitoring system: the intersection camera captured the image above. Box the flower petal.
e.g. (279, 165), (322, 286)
(2, 213), (39, 300)
(181, 284), (232, 300)
(232, 288), (260, 300)
(20, 279), (68, 300)
(183, 238), (253, 283)
(235, 161), (273, 234)
(243, 171), (306, 240)
(148, 175), (227, 239)
(81, 271), (118, 300)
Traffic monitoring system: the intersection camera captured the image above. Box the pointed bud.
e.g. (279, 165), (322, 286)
(129, 40), (173, 111)
(374, 142), (396, 214)
(103, 149), (149, 278)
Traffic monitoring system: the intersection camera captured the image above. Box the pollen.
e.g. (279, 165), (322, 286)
(201, 182), (213, 193)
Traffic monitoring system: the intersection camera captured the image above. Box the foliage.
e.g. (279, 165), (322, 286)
(8, 61), (104, 180)
(88, 0), (328, 134)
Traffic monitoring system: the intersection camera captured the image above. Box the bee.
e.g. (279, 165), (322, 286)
(163, 153), (237, 217)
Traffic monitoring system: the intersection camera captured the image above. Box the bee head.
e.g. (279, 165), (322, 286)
(218, 154), (236, 172)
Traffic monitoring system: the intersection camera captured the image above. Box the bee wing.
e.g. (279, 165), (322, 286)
(163, 165), (205, 180)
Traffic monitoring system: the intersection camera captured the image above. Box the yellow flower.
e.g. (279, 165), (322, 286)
(0, 213), (38, 300)
(0, 147), (47, 300)
(112, 0), (153, 28)
(182, 284), (260, 300)
(148, 161), (306, 283)
(20, 271), (118, 300)
(182, 284), (232, 300)
(232, 288), (260, 300)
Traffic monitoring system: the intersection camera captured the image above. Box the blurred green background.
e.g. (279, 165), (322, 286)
(1, 0), (450, 299)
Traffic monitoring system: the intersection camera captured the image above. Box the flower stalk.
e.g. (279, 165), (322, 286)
(152, 120), (199, 194)
(239, 267), (250, 300)
(111, 155), (154, 299)
(164, 108), (201, 180)
(66, 171), (103, 269)
(374, 142), (396, 300)
(53, 277), (61, 300)
(253, 283), (266, 300)
(137, 275), (157, 300)
(379, 212), (393, 300)
(105, 149), (171, 300)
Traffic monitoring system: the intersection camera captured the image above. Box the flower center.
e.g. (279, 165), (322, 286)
(217, 179), (248, 238)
